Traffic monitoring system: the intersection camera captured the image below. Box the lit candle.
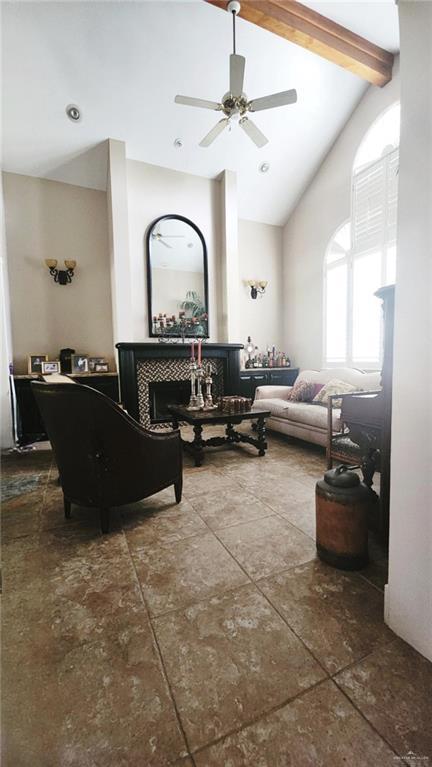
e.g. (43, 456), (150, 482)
(191, 340), (195, 360)
(197, 339), (202, 366)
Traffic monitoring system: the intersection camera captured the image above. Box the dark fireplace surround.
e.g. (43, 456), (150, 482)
(116, 343), (243, 427)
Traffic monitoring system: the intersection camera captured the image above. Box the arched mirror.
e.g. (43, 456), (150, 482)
(146, 215), (209, 338)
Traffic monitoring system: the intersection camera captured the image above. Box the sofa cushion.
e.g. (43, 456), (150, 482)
(297, 368), (381, 391)
(251, 398), (292, 420)
(287, 379), (316, 402)
(283, 402), (342, 431)
(313, 379), (360, 408)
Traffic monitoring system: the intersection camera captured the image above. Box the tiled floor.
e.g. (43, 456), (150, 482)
(2, 428), (431, 766)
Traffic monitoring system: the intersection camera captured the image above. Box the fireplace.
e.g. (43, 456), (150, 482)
(149, 380), (191, 423)
(116, 343), (243, 428)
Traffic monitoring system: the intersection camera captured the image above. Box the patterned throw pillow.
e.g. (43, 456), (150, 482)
(312, 379), (360, 408)
(287, 379), (316, 402)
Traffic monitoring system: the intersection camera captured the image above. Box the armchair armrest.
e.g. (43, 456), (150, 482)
(254, 385), (293, 401)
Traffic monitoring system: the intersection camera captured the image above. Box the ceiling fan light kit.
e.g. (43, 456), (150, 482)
(174, 1), (297, 148)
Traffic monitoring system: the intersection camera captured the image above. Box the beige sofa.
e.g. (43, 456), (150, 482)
(252, 368), (381, 447)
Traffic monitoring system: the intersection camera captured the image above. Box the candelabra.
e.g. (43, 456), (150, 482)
(203, 363), (218, 410)
(186, 360), (200, 410)
(195, 365), (205, 409)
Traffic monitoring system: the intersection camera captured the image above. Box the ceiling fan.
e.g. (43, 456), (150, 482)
(175, 0), (297, 148)
(151, 231), (185, 249)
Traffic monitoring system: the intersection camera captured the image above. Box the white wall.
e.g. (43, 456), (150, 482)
(238, 219), (284, 355)
(385, 2), (432, 661)
(126, 160), (222, 342)
(0, 176), (14, 448)
(283, 59), (400, 370)
(107, 139), (133, 347)
(3, 173), (114, 373)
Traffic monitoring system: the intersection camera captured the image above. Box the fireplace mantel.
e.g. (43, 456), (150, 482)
(116, 342), (243, 425)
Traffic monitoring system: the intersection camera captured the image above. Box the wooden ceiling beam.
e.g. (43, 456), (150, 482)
(206, 0), (394, 86)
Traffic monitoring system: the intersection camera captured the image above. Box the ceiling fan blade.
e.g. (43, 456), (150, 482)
(230, 54), (245, 97)
(239, 117), (268, 148)
(249, 89), (297, 112)
(199, 118), (230, 147)
(175, 95), (221, 111)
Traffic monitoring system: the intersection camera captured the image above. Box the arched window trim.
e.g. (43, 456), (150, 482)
(353, 101), (400, 174)
(323, 103), (399, 371)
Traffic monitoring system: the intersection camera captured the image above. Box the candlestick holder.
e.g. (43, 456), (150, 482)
(203, 363), (218, 410)
(195, 365), (205, 409)
(186, 360), (200, 410)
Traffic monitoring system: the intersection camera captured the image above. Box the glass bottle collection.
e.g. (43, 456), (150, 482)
(244, 336), (291, 369)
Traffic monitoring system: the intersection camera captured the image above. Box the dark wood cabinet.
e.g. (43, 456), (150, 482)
(239, 368), (299, 400)
(13, 374), (119, 445)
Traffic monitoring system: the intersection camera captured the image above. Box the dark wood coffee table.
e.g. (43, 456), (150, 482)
(168, 405), (271, 467)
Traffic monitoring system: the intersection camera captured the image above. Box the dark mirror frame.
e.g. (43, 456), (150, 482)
(146, 214), (210, 339)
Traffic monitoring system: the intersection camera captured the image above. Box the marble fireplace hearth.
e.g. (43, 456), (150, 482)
(116, 343), (243, 428)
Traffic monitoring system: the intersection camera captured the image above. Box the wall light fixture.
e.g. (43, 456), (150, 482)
(246, 280), (268, 299)
(45, 259), (77, 285)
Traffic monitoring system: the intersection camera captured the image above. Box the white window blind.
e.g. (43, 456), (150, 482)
(352, 147), (399, 256)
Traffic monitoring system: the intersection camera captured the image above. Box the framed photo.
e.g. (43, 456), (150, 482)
(88, 356), (106, 372)
(41, 361), (60, 375)
(94, 362), (109, 373)
(28, 355), (48, 374)
(71, 354), (89, 374)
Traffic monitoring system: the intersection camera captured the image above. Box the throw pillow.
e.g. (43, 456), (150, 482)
(312, 379), (360, 408)
(287, 379), (316, 402)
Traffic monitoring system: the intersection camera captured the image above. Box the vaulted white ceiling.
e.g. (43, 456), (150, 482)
(2, 1), (399, 225)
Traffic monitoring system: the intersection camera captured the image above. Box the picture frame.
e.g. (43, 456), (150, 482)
(88, 356), (106, 372)
(94, 363), (109, 373)
(41, 361), (61, 375)
(71, 354), (89, 374)
(28, 355), (48, 374)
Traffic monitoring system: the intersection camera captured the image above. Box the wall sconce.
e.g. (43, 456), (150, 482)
(45, 259), (77, 285)
(246, 280), (268, 299)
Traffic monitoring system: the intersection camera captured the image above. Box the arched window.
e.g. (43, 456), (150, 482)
(324, 102), (399, 369)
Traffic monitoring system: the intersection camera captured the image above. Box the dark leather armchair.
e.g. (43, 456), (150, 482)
(32, 381), (183, 533)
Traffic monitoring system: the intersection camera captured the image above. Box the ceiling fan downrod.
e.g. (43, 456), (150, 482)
(227, 0), (241, 55)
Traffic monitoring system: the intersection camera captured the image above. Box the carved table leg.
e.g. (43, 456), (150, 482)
(257, 417), (267, 456)
(226, 421), (236, 443)
(193, 424), (204, 467)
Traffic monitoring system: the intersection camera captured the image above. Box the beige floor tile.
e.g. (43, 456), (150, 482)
(194, 679), (398, 766)
(218, 515), (316, 580)
(3, 630), (187, 767)
(336, 638), (432, 759)
(181, 467), (233, 499)
(259, 559), (394, 674)
(2, 526), (133, 590)
(2, 562), (146, 665)
(270, 497), (316, 539)
(122, 497), (207, 547)
(154, 584), (325, 751)
(189, 486), (274, 530)
(132, 531), (249, 616)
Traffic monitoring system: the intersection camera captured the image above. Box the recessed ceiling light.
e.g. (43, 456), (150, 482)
(66, 104), (81, 122)
(259, 162), (270, 173)
(174, 138), (183, 148)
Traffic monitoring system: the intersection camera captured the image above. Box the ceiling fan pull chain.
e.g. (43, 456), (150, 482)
(232, 10), (236, 55)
